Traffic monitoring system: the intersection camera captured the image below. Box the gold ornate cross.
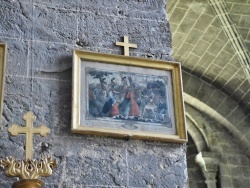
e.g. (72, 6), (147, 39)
(116, 35), (137, 56)
(8, 111), (50, 159)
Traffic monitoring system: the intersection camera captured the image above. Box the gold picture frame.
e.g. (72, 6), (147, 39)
(0, 43), (6, 128)
(72, 50), (187, 143)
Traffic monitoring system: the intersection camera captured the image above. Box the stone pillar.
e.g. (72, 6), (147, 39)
(195, 152), (219, 188)
(203, 163), (218, 188)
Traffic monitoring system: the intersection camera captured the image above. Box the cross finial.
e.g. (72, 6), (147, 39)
(116, 36), (137, 56)
(8, 111), (50, 159)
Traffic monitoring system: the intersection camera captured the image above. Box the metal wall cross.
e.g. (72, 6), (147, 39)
(8, 111), (50, 159)
(116, 36), (137, 56)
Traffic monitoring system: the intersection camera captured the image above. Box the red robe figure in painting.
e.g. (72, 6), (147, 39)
(119, 91), (131, 118)
(111, 103), (119, 116)
(128, 91), (140, 117)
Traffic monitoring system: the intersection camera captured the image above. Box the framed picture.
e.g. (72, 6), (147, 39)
(0, 43), (6, 128)
(72, 50), (187, 143)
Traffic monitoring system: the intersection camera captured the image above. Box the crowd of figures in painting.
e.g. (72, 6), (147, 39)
(86, 68), (172, 127)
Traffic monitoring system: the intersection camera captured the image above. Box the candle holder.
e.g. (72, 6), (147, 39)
(0, 112), (57, 188)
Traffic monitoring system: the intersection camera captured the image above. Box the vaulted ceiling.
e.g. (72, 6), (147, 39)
(167, 0), (250, 155)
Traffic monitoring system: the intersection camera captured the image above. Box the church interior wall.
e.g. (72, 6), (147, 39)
(186, 103), (250, 187)
(0, 0), (188, 187)
(169, 0), (250, 187)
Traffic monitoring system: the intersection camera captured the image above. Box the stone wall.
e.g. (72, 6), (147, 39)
(0, 0), (188, 187)
(186, 104), (250, 188)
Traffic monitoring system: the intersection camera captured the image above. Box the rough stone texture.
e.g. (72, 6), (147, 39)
(0, 0), (188, 187)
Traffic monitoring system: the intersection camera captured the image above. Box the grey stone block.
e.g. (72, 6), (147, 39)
(233, 112), (249, 132)
(187, 169), (205, 181)
(0, 128), (25, 159)
(33, 0), (78, 6)
(217, 97), (238, 119)
(122, 8), (166, 21)
(30, 41), (72, 80)
(79, 13), (171, 54)
(40, 184), (59, 188)
(220, 176), (232, 187)
(29, 78), (71, 137)
(118, 0), (166, 12)
(185, 74), (202, 98)
(32, 4), (77, 43)
(196, 82), (216, 104)
(128, 147), (186, 187)
(226, 154), (244, 165)
(232, 177), (250, 188)
(206, 89), (226, 112)
(78, 2), (118, 16)
(0, 38), (29, 76)
(242, 167), (250, 177)
(0, 1), (32, 39)
(79, 13), (119, 49)
(181, 71), (191, 92)
(64, 146), (127, 186)
(230, 105), (247, 125)
(3, 76), (31, 122)
(0, 182), (12, 188)
(188, 180), (207, 188)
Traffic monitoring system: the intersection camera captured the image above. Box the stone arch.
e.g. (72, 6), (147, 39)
(184, 99), (250, 187)
(186, 112), (209, 152)
(182, 72), (250, 157)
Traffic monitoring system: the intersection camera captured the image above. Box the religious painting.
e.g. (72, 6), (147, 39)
(0, 43), (6, 128)
(72, 50), (187, 143)
(86, 69), (171, 125)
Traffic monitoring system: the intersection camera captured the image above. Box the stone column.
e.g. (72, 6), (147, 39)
(195, 152), (219, 188)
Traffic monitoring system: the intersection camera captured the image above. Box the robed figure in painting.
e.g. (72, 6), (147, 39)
(102, 90), (120, 117)
(119, 91), (130, 118)
(119, 91), (140, 118)
(128, 91), (140, 117)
